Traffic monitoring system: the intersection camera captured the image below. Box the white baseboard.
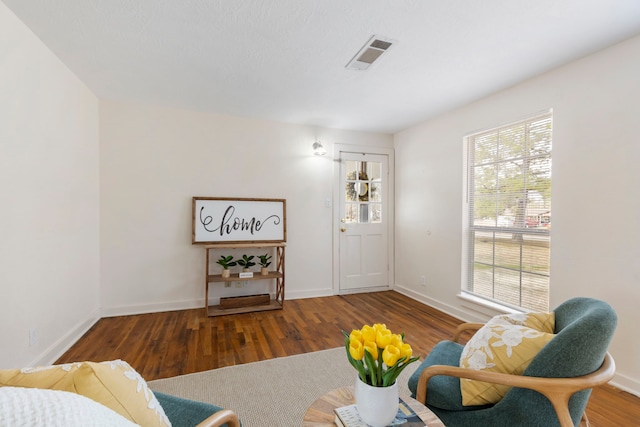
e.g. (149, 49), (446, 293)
(101, 299), (204, 317)
(100, 288), (341, 317)
(28, 309), (100, 367)
(286, 288), (336, 300)
(103, 286), (427, 316)
(609, 372), (640, 398)
(393, 285), (482, 323)
(338, 286), (392, 296)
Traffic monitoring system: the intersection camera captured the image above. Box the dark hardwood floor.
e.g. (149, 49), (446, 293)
(57, 291), (639, 426)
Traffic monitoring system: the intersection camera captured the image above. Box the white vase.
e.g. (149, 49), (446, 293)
(354, 376), (398, 427)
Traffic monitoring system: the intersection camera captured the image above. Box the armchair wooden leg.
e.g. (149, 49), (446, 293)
(579, 413), (589, 427)
(545, 395), (575, 427)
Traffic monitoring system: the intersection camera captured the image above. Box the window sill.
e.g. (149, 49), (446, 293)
(457, 292), (524, 318)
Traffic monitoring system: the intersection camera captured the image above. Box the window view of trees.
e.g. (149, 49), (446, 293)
(467, 113), (552, 311)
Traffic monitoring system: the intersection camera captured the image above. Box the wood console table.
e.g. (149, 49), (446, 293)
(204, 242), (285, 316)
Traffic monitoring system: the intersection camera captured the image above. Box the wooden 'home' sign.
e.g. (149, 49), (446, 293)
(192, 197), (286, 244)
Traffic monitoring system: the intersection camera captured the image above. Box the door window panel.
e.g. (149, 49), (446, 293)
(345, 204), (358, 223)
(344, 160), (383, 224)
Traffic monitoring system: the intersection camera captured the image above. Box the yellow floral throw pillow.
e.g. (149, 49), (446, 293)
(459, 312), (555, 406)
(0, 360), (170, 427)
(487, 312), (555, 334)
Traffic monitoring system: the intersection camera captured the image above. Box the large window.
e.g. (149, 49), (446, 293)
(464, 112), (552, 311)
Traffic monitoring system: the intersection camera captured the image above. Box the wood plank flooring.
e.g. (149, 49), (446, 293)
(56, 291), (639, 426)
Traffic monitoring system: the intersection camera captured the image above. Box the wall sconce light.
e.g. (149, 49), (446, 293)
(313, 141), (327, 156)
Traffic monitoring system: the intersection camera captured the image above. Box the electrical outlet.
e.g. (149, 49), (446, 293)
(235, 281), (243, 288)
(420, 276), (427, 287)
(29, 329), (38, 347)
(224, 282), (231, 288)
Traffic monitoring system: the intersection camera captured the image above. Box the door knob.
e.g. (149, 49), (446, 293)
(340, 227), (346, 232)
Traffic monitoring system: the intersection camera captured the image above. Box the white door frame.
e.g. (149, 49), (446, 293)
(332, 144), (395, 294)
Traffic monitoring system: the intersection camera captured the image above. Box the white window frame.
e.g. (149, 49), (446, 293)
(462, 111), (552, 312)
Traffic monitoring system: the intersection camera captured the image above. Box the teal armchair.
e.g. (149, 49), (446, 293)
(408, 298), (617, 427)
(154, 391), (240, 427)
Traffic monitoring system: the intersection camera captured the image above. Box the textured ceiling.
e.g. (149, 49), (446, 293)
(4, 0), (640, 133)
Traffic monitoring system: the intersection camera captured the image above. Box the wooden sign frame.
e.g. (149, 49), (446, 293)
(192, 197), (286, 244)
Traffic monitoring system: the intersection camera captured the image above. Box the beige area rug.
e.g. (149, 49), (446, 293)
(149, 347), (420, 427)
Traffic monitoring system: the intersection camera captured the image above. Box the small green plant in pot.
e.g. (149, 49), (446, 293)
(237, 255), (256, 272)
(258, 253), (272, 275)
(216, 255), (236, 278)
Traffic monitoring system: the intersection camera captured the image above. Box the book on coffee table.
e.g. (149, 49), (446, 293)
(334, 397), (427, 427)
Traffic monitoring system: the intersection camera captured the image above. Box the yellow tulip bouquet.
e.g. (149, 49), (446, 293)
(343, 323), (420, 387)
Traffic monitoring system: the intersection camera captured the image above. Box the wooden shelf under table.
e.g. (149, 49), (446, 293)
(207, 271), (283, 282)
(203, 242), (285, 317)
(207, 299), (283, 317)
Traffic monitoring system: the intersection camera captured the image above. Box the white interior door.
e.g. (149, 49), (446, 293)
(339, 152), (389, 291)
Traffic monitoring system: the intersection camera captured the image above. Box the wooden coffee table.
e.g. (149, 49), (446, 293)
(302, 386), (445, 426)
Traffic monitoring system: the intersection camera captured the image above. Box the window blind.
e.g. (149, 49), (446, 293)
(465, 112), (552, 311)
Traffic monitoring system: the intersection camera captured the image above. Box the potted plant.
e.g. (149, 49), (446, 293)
(216, 255), (236, 278)
(258, 253), (272, 275)
(343, 324), (420, 427)
(236, 254), (256, 272)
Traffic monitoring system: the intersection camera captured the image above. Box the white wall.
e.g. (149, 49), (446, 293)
(394, 35), (640, 394)
(0, 3), (100, 368)
(99, 100), (393, 315)
(4, 0), (637, 395)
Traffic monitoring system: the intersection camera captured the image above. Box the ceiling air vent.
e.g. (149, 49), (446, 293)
(346, 35), (395, 71)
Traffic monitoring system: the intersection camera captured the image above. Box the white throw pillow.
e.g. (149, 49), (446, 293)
(0, 359), (170, 426)
(0, 386), (140, 427)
